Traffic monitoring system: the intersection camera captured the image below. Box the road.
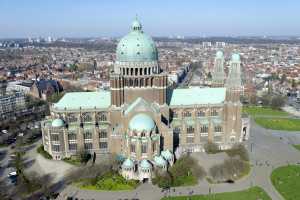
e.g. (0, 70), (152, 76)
(178, 62), (203, 87)
(58, 119), (300, 200)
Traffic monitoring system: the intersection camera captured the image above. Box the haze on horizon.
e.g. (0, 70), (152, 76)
(0, 0), (299, 38)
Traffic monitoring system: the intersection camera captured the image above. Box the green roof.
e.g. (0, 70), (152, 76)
(52, 118), (64, 127)
(154, 155), (167, 166)
(170, 87), (226, 106)
(53, 91), (111, 110)
(161, 150), (173, 160)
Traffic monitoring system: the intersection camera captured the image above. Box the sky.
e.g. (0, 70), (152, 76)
(0, 0), (299, 38)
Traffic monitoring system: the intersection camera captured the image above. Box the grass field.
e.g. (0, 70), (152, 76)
(254, 118), (300, 131)
(243, 106), (289, 116)
(161, 186), (271, 200)
(293, 144), (300, 151)
(76, 172), (139, 191)
(271, 165), (300, 200)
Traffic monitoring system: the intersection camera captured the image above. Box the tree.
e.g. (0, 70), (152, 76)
(260, 94), (271, 107)
(270, 95), (286, 110)
(78, 149), (91, 164)
(280, 74), (287, 84)
(291, 79), (297, 88)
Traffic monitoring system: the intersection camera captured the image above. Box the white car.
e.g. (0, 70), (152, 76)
(8, 171), (17, 177)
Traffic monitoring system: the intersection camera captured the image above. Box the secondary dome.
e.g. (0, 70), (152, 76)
(129, 113), (155, 132)
(231, 53), (240, 62)
(122, 158), (134, 169)
(52, 118), (64, 127)
(116, 18), (158, 62)
(154, 155), (167, 167)
(140, 159), (152, 170)
(216, 51), (224, 58)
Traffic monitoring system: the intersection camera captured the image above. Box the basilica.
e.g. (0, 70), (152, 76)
(41, 18), (249, 181)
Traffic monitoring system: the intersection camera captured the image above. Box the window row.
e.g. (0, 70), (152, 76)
(121, 66), (158, 76)
(173, 110), (220, 118)
(66, 130), (108, 140)
(130, 143), (157, 154)
(174, 125), (222, 133)
(68, 142), (108, 151)
(66, 112), (107, 123)
(124, 77), (155, 88)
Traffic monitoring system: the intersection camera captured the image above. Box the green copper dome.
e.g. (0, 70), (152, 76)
(161, 150), (173, 160)
(216, 51), (224, 58)
(129, 113), (155, 132)
(116, 18), (158, 62)
(231, 53), (240, 62)
(122, 158), (134, 169)
(140, 159), (152, 170)
(52, 118), (64, 128)
(154, 155), (167, 167)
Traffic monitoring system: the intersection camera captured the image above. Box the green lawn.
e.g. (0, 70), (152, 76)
(254, 118), (300, 131)
(161, 186), (271, 200)
(293, 145), (300, 151)
(243, 106), (289, 117)
(76, 172), (139, 191)
(271, 165), (300, 200)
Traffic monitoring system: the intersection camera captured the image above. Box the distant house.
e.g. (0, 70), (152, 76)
(30, 79), (63, 100)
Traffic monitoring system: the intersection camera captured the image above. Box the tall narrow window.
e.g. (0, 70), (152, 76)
(141, 144), (147, 154)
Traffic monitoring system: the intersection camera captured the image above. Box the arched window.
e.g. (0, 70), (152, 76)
(144, 68), (147, 75)
(129, 79), (133, 87)
(200, 125), (208, 133)
(150, 78), (154, 86)
(135, 68), (138, 76)
(140, 68), (143, 75)
(148, 67), (151, 75)
(140, 79), (144, 87)
(134, 79), (139, 87)
(126, 68), (129, 75)
(187, 126), (194, 133)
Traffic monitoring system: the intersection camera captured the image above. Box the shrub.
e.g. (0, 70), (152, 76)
(226, 144), (249, 161)
(209, 158), (249, 181)
(37, 145), (52, 159)
(153, 155), (206, 187)
(270, 95), (286, 110)
(78, 149), (91, 164)
(204, 142), (220, 154)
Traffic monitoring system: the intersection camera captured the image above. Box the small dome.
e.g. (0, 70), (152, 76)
(216, 51), (224, 58)
(154, 155), (167, 167)
(140, 159), (152, 170)
(129, 113), (155, 132)
(51, 118), (64, 127)
(231, 53), (240, 62)
(161, 150), (173, 160)
(122, 158), (134, 169)
(116, 18), (158, 62)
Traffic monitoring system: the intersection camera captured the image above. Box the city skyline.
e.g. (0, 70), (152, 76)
(1, 0), (300, 38)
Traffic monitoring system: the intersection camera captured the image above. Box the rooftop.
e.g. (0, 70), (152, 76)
(53, 91), (111, 110)
(169, 87), (226, 106)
